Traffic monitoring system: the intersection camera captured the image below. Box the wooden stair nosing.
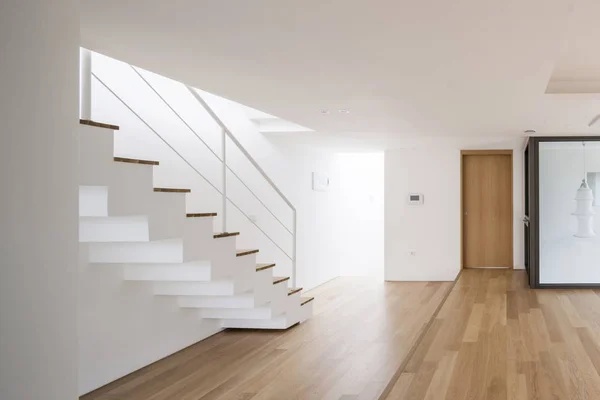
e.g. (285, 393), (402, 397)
(256, 263), (276, 272)
(186, 213), (217, 218)
(114, 156), (159, 166)
(288, 288), (303, 296)
(80, 119), (120, 130)
(301, 297), (314, 306)
(236, 249), (259, 257)
(153, 188), (191, 193)
(213, 232), (240, 239)
(273, 276), (290, 285)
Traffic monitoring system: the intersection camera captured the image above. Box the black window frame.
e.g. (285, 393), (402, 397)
(527, 136), (600, 289)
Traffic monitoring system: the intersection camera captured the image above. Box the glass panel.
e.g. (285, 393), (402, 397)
(539, 141), (600, 284)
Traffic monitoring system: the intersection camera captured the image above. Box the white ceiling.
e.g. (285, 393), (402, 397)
(80, 0), (600, 146)
(547, 0), (600, 93)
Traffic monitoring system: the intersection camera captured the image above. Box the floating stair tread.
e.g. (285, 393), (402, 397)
(273, 276), (290, 285)
(256, 263), (276, 272)
(153, 188), (191, 193)
(186, 213), (217, 218)
(301, 297), (314, 306)
(213, 232), (240, 239)
(236, 249), (259, 257)
(80, 119), (120, 130)
(114, 157), (159, 166)
(288, 288), (303, 296)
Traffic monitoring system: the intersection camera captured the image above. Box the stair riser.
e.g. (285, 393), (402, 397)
(79, 124), (117, 187)
(221, 318), (293, 330)
(124, 262), (212, 281)
(233, 254), (257, 293)
(253, 269), (276, 306)
(79, 215), (214, 243)
(86, 239), (185, 264)
(200, 307), (275, 320)
(300, 301), (314, 323)
(178, 294), (256, 309)
(79, 216), (149, 242)
(153, 281), (235, 296)
(85, 221), (235, 264)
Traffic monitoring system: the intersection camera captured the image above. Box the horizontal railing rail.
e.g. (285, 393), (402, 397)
(129, 67), (293, 236)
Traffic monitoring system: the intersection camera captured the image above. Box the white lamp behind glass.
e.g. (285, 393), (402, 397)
(573, 142), (595, 238)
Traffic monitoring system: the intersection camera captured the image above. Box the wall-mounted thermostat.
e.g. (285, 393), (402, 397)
(408, 193), (424, 205)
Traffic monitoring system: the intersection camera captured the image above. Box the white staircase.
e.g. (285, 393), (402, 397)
(78, 120), (314, 330)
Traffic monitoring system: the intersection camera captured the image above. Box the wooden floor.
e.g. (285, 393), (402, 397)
(81, 277), (452, 400)
(385, 269), (600, 400)
(82, 270), (600, 400)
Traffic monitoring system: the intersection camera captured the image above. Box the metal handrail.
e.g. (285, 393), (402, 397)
(92, 71), (297, 286)
(185, 86), (298, 287)
(185, 87), (296, 211)
(130, 66), (293, 235)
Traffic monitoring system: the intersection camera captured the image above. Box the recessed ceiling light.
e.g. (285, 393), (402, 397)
(338, 109), (351, 114)
(320, 109), (330, 114)
(524, 129), (536, 134)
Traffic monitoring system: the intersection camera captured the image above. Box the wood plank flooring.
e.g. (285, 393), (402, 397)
(384, 269), (600, 400)
(80, 277), (452, 400)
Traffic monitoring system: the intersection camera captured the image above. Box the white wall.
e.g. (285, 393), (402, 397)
(539, 142), (600, 284)
(0, 2), (79, 399)
(385, 140), (524, 281)
(333, 153), (385, 280)
(78, 252), (223, 394)
(385, 148), (462, 281)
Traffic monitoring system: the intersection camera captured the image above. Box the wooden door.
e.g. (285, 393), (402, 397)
(462, 152), (513, 268)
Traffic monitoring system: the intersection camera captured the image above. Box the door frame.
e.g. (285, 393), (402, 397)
(528, 136), (600, 288)
(460, 149), (514, 269)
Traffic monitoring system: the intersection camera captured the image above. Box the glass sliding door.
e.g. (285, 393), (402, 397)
(536, 138), (600, 286)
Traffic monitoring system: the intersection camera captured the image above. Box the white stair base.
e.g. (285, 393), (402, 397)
(78, 121), (312, 339)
